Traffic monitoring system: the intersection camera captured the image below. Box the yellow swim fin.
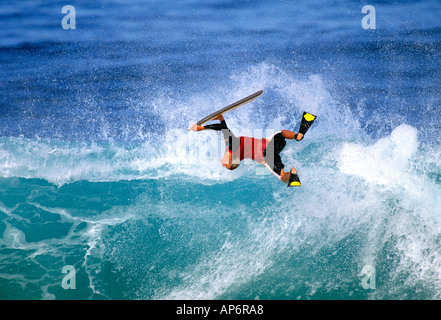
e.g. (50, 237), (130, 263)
(298, 112), (317, 135)
(287, 172), (301, 188)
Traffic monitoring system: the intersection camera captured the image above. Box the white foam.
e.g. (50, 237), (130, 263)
(338, 124), (419, 190)
(0, 63), (365, 187)
(157, 209), (303, 300)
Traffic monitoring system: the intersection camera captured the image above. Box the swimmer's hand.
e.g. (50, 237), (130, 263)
(189, 124), (204, 131)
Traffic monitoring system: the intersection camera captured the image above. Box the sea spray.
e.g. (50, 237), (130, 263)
(1, 64), (440, 300)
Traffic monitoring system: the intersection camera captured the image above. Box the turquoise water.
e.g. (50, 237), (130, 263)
(1, 0), (441, 299)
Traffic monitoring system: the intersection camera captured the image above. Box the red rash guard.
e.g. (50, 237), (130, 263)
(227, 136), (267, 163)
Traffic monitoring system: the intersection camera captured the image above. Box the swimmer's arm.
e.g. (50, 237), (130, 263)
(189, 117), (227, 132)
(221, 149), (232, 162)
(189, 124), (205, 131)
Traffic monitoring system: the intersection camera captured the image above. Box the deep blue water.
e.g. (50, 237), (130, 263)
(1, 0), (441, 299)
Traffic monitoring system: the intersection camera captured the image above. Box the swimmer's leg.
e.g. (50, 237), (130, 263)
(281, 130), (303, 141)
(281, 167), (297, 184)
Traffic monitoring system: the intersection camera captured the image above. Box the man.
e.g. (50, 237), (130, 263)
(189, 112), (315, 186)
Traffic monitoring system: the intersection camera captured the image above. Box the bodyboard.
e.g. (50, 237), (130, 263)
(196, 90), (263, 126)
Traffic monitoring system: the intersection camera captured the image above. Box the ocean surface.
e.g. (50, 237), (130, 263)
(1, 0), (441, 300)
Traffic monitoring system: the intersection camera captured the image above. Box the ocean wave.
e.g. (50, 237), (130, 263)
(1, 63), (441, 300)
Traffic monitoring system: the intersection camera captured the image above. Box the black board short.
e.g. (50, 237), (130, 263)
(263, 132), (286, 176)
